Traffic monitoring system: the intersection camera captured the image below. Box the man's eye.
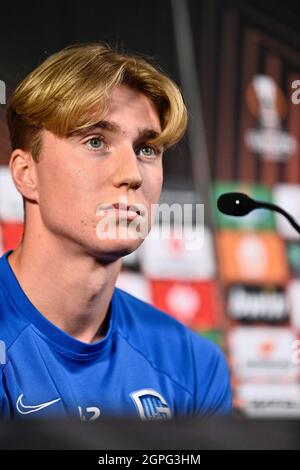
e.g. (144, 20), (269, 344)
(139, 145), (160, 158)
(86, 137), (105, 150)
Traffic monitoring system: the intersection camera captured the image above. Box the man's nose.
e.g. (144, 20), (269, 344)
(112, 146), (143, 190)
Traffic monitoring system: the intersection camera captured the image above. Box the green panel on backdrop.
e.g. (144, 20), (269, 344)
(287, 241), (300, 277)
(212, 182), (275, 230)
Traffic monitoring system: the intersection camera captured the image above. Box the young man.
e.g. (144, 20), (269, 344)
(0, 43), (231, 420)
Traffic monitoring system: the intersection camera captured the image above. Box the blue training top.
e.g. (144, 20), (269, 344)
(0, 249), (231, 420)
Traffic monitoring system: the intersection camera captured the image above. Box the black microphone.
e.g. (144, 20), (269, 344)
(217, 192), (300, 235)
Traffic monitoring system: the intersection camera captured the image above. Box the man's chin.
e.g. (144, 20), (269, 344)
(88, 237), (143, 262)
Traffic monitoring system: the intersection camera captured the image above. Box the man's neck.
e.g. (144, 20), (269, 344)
(7, 237), (122, 344)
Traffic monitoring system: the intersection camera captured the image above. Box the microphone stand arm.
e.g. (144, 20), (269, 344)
(257, 200), (300, 236)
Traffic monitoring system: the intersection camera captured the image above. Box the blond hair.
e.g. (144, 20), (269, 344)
(6, 42), (188, 162)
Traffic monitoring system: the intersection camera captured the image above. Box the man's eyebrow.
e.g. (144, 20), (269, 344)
(73, 120), (161, 140)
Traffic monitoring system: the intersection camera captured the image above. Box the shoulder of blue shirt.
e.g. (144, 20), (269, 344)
(115, 287), (232, 414)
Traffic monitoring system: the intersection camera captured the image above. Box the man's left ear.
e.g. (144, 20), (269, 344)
(9, 148), (39, 203)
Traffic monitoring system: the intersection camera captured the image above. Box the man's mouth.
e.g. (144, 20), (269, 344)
(96, 201), (145, 221)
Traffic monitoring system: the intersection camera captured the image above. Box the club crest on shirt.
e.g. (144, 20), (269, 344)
(130, 388), (171, 420)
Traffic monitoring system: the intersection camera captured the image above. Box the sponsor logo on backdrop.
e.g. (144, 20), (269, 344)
(273, 184), (300, 240)
(150, 279), (221, 329)
(1, 222), (24, 252)
(217, 231), (289, 285)
(213, 182), (275, 230)
(228, 327), (299, 382)
(287, 280), (300, 331)
(0, 225), (3, 257)
(286, 242), (300, 277)
(291, 339), (300, 366)
(115, 271), (151, 303)
(0, 166), (24, 222)
(141, 225), (215, 280)
(236, 383), (300, 417)
(227, 284), (288, 323)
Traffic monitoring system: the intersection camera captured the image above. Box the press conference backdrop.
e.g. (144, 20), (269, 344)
(0, 0), (300, 419)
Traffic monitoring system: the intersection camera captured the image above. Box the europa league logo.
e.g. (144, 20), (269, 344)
(245, 75), (297, 162)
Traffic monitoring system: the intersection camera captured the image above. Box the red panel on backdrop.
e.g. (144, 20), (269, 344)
(1, 222), (23, 251)
(149, 279), (222, 329)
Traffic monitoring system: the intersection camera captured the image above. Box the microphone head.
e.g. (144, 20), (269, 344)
(217, 192), (257, 216)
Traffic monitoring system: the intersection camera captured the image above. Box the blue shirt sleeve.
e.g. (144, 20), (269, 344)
(190, 333), (232, 416)
(0, 366), (4, 416)
(0, 339), (7, 416)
